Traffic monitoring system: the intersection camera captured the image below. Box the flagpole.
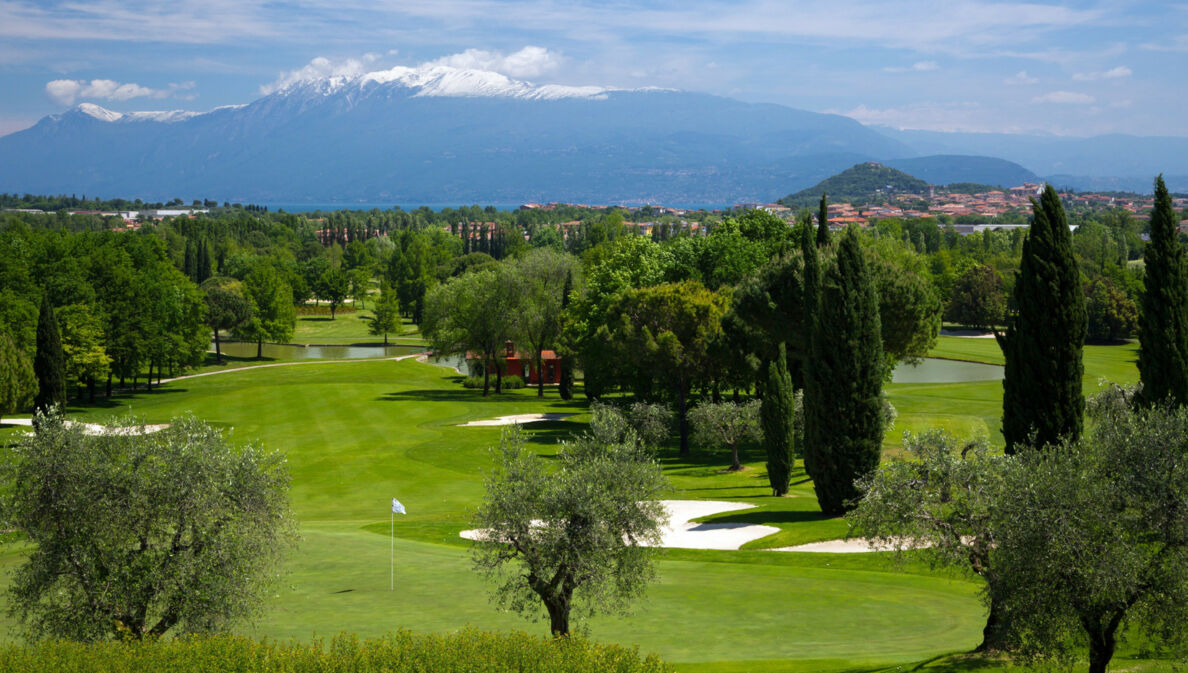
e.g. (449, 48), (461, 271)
(390, 508), (395, 591)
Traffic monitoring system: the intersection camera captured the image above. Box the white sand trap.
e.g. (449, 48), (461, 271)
(1, 418), (169, 436)
(773, 537), (937, 553)
(649, 500), (777, 550)
(460, 413), (575, 426)
(772, 538), (890, 553)
(460, 499), (778, 551)
(940, 329), (997, 338)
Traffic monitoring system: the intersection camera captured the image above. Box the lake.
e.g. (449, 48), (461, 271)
(891, 357), (1004, 384)
(214, 341), (424, 360)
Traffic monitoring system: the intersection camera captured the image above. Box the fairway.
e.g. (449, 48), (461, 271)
(0, 340), (1144, 670)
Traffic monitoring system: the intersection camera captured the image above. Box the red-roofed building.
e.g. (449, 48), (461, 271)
(468, 341), (562, 384)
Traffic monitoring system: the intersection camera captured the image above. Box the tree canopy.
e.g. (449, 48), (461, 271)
(472, 425), (667, 636)
(1, 413), (296, 641)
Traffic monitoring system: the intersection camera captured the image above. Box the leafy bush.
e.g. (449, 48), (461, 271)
(295, 304), (356, 316)
(0, 629), (672, 673)
(462, 375), (525, 389)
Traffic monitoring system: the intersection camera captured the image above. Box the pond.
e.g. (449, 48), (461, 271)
(891, 357), (1004, 384)
(213, 341), (425, 360)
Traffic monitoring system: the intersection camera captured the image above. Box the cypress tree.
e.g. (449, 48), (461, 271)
(196, 239), (212, 284)
(816, 193), (831, 247)
(558, 271), (575, 401)
(800, 221), (820, 378)
(761, 343), (795, 496)
(803, 229), (884, 515)
(1138, 175), (1188, 406)
(33, 297), (66, 414)
(183, 239), (197, 282)
(1001, 185), (1086, 453)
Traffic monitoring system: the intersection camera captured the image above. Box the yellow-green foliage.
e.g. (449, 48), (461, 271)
(0, 629), (672, 673)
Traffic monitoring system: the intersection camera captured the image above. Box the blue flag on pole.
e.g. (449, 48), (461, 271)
(392, 498), (406, 515)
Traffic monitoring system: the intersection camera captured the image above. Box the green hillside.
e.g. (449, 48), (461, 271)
(780, 162), (928, 207)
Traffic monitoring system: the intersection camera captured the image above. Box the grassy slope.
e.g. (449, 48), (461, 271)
(0, 338), (1156, 671)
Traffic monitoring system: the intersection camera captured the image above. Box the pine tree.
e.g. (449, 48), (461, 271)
(803, 229), (884, 514)
(1138, 175), (1188, 406)
(816, 193), (831, 247)
(33, 297), (66, 414)
(1001, 185), (1086, 453)
(760, 343), (795, 496)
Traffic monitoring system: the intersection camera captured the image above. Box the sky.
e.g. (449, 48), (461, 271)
(1, 0), (1186, 138)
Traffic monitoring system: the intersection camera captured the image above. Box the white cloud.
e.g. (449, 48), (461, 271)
(44, 78), (191, 105)
(1072, 65), (1132, 81)
(884, 60), (940, 73)
(423, 46), (562, 78)
(260, 47), (564, 95)
(259, 54), (383, 94)
(1004, 70), (1039, 85)
(1032, 90), (1095, 104)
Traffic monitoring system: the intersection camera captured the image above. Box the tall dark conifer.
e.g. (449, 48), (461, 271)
(196, 240), (211, 284)
(803, 229), (884, 515)
(1001, 185), (1086, 453)
(1138, 175), (1188, 406)
(33, 296), (66, 414)
(558, 271), (575, 401)
(816, 193), (831, 247)
(761, 343), (795, 496)
(183, 239), (197, 282)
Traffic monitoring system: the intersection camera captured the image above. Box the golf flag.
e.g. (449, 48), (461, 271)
(392, 498), (406, 515)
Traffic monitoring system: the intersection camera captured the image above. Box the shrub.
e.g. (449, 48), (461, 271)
(462, 375), (525, 389)
(0, 629), (672, 673)
(295, 304), (357, 316)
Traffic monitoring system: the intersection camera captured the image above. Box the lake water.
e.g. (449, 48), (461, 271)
(213, 341), (424, 360)
(892, 357), (1003, 384)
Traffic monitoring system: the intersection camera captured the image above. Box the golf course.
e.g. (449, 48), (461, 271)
(0, 326), (1164, 672)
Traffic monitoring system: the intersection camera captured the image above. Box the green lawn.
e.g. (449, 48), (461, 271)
(0, 337), (1157, 671)
(292, 309), (423, 344)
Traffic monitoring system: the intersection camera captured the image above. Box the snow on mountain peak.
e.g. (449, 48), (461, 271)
(279, 64), (614, 101)
(76, 103), (123, 122)
(70, 103), (199, 124)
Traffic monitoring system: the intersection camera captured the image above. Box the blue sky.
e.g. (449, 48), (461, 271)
(1, 0), (1186, 138)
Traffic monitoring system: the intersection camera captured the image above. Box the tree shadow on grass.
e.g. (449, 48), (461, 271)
(299, 317), (334, 323)
(521, 421), (579, 445)
(376, 389), (499, 403)
(703, 509), (839, 526)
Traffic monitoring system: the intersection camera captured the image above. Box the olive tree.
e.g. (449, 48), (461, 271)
(1, 412), (296, 641)
(472, 425), (667, 636)
(848, 431), (1008, 651)
(990, 386), (1188, 673)
(689, 400), (762, 472)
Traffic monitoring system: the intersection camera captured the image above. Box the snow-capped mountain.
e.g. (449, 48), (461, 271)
(0, 66), (1028, 203)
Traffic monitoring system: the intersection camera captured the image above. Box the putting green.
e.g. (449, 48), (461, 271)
(3, 341), (1142, 670)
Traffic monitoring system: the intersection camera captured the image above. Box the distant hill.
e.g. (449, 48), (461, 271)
(0, 67), (916, 205)
(873, 127), (1188, 193)
(884, 155), (1037, 188)
(779, 162), (927, 207)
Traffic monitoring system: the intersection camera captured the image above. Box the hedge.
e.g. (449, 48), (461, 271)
(0, 629), (672, 673)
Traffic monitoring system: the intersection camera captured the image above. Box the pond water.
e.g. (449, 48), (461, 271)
(891, 357), (1003, 384)
(427, 354), (468, 374)
(424, 355), (1002, 384)
(213, 341), (424, 360)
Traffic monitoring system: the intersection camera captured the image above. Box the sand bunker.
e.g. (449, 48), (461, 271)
(650, 500), (777, 550)
(939, 328), (997, 338)
(772, 539), (890, 553)
(461, 500), (778, 551)
(1, 418), (169, 436)
(460, 413), (575, 426)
